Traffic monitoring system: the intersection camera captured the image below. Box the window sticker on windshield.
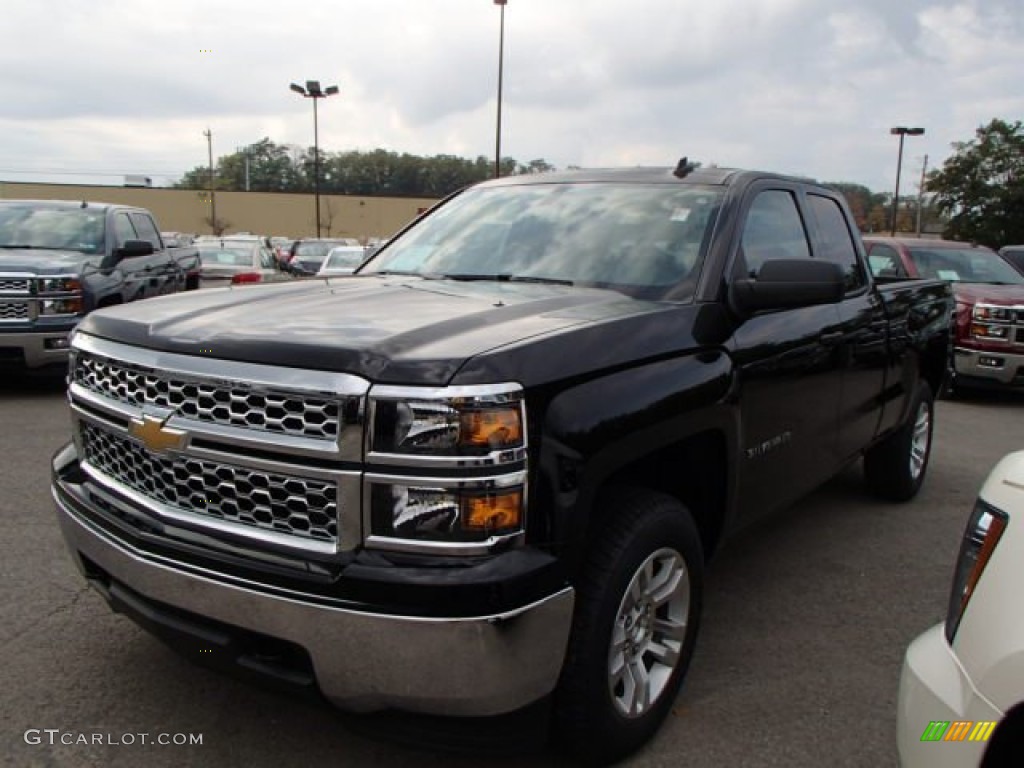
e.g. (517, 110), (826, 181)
(937, 270), (960, 281)
(670, 208), (691, 222)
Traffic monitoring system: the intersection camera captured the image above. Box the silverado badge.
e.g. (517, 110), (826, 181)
(129, 413), (187, 454)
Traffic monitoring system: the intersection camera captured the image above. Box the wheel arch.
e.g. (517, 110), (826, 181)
(539, 406), (738, 580)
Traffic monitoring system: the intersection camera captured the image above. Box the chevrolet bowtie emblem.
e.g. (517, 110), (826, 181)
(129, 414), (188, 454)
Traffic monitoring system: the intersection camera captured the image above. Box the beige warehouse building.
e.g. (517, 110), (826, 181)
(0, 182), (439, 242)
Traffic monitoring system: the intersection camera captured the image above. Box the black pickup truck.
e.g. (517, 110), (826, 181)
(0, 199), (184, 370)
(52, 166), (952, 762)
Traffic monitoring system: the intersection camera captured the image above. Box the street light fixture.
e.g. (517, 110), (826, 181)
(890, 126), (925, 236)
(493, 0), (507, 179)
(290, 80), (340, 237)
(203, 128), (216, 234)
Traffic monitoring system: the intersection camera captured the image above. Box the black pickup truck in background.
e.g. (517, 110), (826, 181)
(0, 200), (184, 370)
(52, 165), (952, 762)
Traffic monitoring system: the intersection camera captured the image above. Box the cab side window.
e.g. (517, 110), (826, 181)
(113, 214), (137, 247)
(740, 190), (811, 276)
(807, 194), (866, 292)
(128, 213), (161, 249)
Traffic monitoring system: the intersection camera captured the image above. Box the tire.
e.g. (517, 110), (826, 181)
(864, 381), (934, 502)
(554, 488), (704, 764)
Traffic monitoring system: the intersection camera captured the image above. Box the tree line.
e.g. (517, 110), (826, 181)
(175, 139), (554, 198)
(175, 118), (1024, 248)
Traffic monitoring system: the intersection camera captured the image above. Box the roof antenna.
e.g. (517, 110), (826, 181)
(673, 157), (696, 179)
(80, 201), (88, 208)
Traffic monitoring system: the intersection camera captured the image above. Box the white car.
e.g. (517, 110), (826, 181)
(317, 245), (367, 277)
(897, 451), (1024, 766)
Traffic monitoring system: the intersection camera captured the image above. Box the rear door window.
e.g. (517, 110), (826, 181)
(128, 213), (162, 249)
(114, 214), (137, 246)
(806, 194), (866, 292)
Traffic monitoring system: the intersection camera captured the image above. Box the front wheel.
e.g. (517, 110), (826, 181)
(864, 381), (934, 501)
(554, 488), (704, 764)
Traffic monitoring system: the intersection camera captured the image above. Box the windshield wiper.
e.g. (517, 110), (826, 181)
(367, 269), (425, 277)
(0, 244), (38, 249)
(440, 273), (574, 286)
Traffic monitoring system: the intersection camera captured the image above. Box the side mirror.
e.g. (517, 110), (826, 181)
(730, 259), (845, 316)
(113, 239), (155, 261)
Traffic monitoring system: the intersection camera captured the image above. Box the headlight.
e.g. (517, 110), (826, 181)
(368, 475), (525, 547)
(40, 298), (84, 315)
(970, 322), (1010, 341)
(972, 304), (1012, 322)
(945, 499), (1008, 643)
(370, 385), (525, 459)
(366, 383), (527, 553)
(37, 277), (81, 294)
(37, 277), (83, 315)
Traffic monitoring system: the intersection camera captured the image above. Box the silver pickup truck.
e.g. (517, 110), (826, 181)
(0, 200), (185, 370)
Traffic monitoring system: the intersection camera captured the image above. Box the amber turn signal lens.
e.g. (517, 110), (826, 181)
(460, 408), (522, 448)
(462, 491), (522, 532)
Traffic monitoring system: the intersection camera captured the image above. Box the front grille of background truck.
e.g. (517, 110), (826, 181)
(0, 301), (29, 320)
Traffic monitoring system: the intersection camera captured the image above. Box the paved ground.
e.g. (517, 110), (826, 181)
(1, 372), (1020, 767)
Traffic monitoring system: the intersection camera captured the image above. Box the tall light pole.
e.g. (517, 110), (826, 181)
(493, 0), (507, 178)
(237, 144), (253, 192)
(203, 128), (216, 234)
(890, 126), (924, 236)
(915, 153), (929, 237)
(290, 80), (339, 237)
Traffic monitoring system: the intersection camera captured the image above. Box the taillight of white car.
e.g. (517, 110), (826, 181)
(945, 500), (1009, 643)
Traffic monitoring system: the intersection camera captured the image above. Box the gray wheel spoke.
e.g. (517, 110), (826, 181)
(629, 574), (644, 603)
(648, 562), (684, 606)
(644, 637), (681, 668)
(609, 652), (626, 682)
(909, 402), (930, 479)
(626, 658), (652, 715)
(652, 615), (687, 642)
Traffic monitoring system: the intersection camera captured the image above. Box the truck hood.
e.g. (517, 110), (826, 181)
(0, 248), (96, 275)
(951, 282), (1024, 305)
(77, 275), (689, 385)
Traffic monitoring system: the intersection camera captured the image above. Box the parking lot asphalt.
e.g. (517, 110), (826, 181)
(1, 372), (1020, 767)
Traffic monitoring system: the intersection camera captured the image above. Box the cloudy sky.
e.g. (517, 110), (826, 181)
(2, 0), (1021, 195)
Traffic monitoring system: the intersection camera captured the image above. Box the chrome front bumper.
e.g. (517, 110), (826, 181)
(54, 486), (574, 717)
(953, 346), (1024, 386)
(0, 330), (73, 368)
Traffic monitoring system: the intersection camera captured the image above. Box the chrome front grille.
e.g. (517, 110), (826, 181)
(0, 278), (30, 292)
(73, 353), (340, 440)
(0, 301), (29, 320)
(81, 422), (338, 542)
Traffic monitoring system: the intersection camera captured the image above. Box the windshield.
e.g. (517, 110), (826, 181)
(295, 241), (348, 261)
(362, 182), (724, 300)
(907, 246), (1024, 285)
(0, 206), (106, 254)
(198, 246), (254, 267)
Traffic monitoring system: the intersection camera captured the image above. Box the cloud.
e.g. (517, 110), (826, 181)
(0, 0), (1021, 193)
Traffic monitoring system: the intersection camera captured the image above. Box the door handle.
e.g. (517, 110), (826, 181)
(820, 331), (843, 346)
